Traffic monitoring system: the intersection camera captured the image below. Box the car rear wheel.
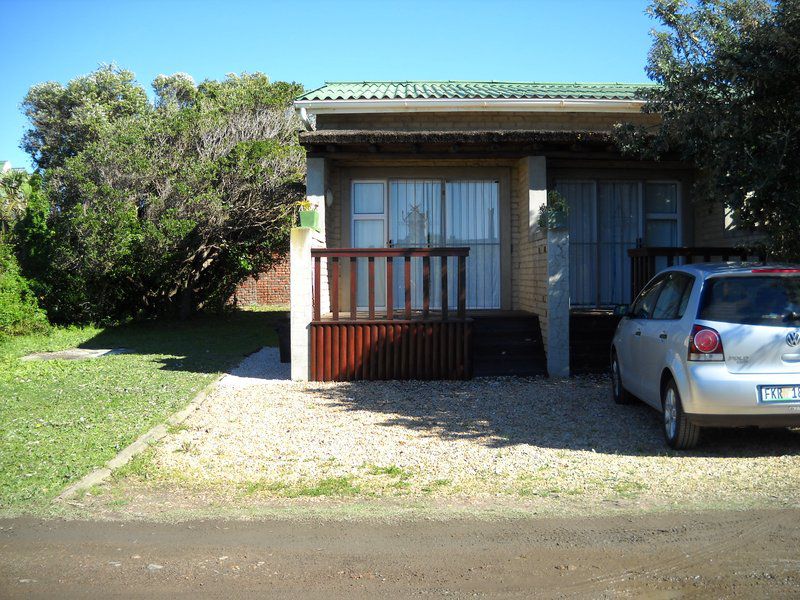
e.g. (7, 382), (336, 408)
(662, 379), (700, 449)
(611, 352), (634, 405)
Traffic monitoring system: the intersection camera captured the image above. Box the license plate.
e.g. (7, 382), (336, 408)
(759, 385), (800, 403)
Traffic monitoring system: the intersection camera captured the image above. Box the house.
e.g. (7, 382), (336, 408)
(288, 81), (759, 382)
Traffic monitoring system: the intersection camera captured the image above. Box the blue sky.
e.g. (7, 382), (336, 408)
(1, 0), (654, 169)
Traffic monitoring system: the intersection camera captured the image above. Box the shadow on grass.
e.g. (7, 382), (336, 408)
(304, 377), (800, 459)
(78, 310), (288, 375)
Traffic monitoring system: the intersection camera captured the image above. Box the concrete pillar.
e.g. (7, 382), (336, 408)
(527, 156), (547, 231)
(306, 157), (330, 315)
(547, 228), (570, 377)
(528, 156), (570, 378)
(290, 227), (312, 381)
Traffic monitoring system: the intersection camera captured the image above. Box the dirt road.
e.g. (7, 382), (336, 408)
(2, 509), (799, 598)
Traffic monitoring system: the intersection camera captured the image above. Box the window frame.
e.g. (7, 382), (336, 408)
(643, 180), (682, 247)
(629, 273), (669, 320)
(555, 178), (683, 308)
(351, 180), (388, 247)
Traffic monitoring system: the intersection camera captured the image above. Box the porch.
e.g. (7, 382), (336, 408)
(293, 240), (768, 381)
(306, 246), (547, 381)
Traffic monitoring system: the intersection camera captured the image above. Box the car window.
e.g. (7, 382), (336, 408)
(698, 275), (800, 326)
(630, 275), (667, 319)
(677, 277), (694, 317)
(652, 273), (695, 320)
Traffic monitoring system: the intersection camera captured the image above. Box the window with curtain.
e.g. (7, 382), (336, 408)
(558, 179), (681, 307)
(353, 178), (501, 311)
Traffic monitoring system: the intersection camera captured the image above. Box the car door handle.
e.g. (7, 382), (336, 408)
(634, 330), (642, 336)
(659, 332), (668, 340)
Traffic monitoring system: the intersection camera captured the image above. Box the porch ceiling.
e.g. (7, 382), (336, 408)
(299, 128), (621, 157)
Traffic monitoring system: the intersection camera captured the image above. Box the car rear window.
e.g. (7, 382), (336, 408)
(698, 276), (800, 326)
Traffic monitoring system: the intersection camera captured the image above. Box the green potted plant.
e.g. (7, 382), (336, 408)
(537, 190), (570, 230)
(298, 200), (320, 231)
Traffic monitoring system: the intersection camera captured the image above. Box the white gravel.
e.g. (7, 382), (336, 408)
(216, 347), (289, 389)
(150, 347), (800, 506)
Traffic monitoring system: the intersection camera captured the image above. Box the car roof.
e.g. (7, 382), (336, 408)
(665, 262), (800, 278)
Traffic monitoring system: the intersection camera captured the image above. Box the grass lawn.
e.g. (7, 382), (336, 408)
(0, 309), (284, 511)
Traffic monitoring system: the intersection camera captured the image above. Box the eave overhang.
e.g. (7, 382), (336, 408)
(294, 97), (645, 116)
(299, 129), (614, 147)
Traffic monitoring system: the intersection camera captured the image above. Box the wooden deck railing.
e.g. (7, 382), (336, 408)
(311, 247), (470, 322)
(628, 246), (767, 299)
(309, 247), (472, 382)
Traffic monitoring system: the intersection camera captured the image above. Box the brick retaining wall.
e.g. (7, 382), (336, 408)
(233, 257), (291, 306)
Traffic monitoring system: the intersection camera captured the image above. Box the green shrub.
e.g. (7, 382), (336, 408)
(0, 240), (48, 336)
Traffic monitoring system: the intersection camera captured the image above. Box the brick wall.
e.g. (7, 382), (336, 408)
(692, 200), (764, 247)
(233, 256), (291, 306)
(509, 157), (550, 346)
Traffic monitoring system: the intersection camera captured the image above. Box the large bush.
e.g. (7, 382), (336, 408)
(18, 66), (304, 324)
(0, 241), (48, 336)
(618, 0), (800, 259)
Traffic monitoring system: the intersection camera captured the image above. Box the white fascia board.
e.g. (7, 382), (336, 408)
(294, 97), (645, 115)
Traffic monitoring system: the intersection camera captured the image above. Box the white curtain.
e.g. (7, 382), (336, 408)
(445, 181), (500, 309)
(386, 179), (500, 311)
(561, 180), (641, 306)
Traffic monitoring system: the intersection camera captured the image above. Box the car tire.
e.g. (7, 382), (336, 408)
(611, 352), (634, 405)
(662, 378), (700, 450)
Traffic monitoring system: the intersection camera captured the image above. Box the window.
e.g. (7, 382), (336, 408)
(652, 272), (694, 320)
(698, 276), (800, 326)
(352, 178), (500, 310)
(352, 181), (387, 308)
(630, 275), (667, 319)
(645, 183), (679, 273)
(558, 179), (682, 307)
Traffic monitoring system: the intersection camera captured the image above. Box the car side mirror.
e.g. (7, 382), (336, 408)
(613, 304), (629, 317)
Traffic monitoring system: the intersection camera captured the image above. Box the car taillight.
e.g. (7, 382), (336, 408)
(688, 325), (724, 362)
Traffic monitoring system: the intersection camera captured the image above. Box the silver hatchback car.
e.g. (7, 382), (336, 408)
(611, 264), (800, 449)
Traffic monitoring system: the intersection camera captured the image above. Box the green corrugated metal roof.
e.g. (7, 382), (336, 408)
(297, 81), (655, 101)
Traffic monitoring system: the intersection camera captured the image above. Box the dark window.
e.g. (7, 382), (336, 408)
(652, 273), (695, 320)
(630, 275), (667, 319)
(698, 276), (800, 326)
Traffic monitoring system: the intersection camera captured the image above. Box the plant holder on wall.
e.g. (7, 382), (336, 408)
(299, 209), (320, 231)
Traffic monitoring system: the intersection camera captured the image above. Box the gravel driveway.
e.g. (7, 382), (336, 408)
(142, 347), (800, 511)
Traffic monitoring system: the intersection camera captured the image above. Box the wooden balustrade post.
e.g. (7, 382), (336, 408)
(404, 256), (411, 319)
(368, 256), (376, 319)
(458, 254), (466, 319)
(386, 257), (394, 320)
(331, 257), (339, 321)
(350, 257), (357, 320)
(313, 255), (321, 322)
(441, 255), (448, 320)
(422, 255), (430, 319)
